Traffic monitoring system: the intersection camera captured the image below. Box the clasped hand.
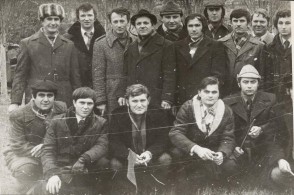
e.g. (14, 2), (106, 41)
(194, 146), (223, 165)
(135, 151), (152, 165)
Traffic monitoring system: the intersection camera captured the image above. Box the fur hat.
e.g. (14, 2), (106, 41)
(237, 65), (261, 79)
(131, 9), (157, 26)
(203, 0), (225, 7)
(31, 80), (58, 94)
(160, 1), (183, 16)
(38, 3), (65, 21)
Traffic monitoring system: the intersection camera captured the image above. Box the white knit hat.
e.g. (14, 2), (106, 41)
(237, 64), (261, 79)
(38, 3), (65, 21)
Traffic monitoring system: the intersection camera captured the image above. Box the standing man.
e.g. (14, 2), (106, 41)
(223, 65), (280, 185)
(266, 10), (291, 101)
(42, 87), (109, 194)
(251, 9), (274, 45)
(203, 0), (231, 40)
(9, 3), (81, 110)
(92, 7), (132, 117)
(219, 8), (264, 95)
(64, 3), (105, 88)
(157, 0), (188, 41)
(118, 9), (176, 109)
(4, 80), (67, 193)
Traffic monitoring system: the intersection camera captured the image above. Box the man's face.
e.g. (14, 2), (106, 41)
(252, 14), (268, 37)
(111, 12), (129, 35)
(231, 16), (249, 34)
(42, 16), (61, 35)
(239, 78), (259, 97)
(127, 94), (149, 115)
(187, 18), (203, 39)
(161, 14), (182, 31)
(79, 9), (95, 30)
(207, 7), (222, 23)
(135, 17), (154, 37)
(73, 98), (94, 118)
(198, 84), (219, 107)
(33, 92), (55, 111)
(277, 17), (291, 37)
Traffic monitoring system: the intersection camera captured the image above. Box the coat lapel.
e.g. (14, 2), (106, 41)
(223, 37), (238, 56)
(250, 92), (269, 120)
(177, 38), (192, 65)
(37, 31), (53, 48)
(237, 39), (255, 58)
(191, 37), (211, 66)
(231, 94), (248, 122)
(53, 35), (64, 51)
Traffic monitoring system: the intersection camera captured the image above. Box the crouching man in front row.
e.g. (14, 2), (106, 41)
(109, 84), (172, 194)
(169, 76), (237, 185)
(41, 87), (109, 194)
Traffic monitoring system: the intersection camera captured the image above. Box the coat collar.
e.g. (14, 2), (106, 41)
(270, 34), (292, 57)
(31, 30), (65, 50)
(106, 30), (132, 48)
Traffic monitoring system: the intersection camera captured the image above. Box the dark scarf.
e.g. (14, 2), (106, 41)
(232, 31), (250, 51)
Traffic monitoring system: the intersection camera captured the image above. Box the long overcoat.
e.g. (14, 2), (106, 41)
(92, 30), (132, 114)
(174, 36), (228, 105)
(219, 34), (265, 95)
(41, 109), (108, 179)
(11, 30), (81, 106)
(64, 21), (106, 88)
(4, 101), (67, 172)
(109, 106), (170, 162)
(118, 33), (176, 106)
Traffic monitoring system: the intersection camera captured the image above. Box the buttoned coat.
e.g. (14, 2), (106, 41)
(109, 106), (170, 162)
(174, 36), (228, 105)
(169, 99), (235, 157)
(64, 21), (106, 88)
(92, 30), (132, 114)
(11, 30), (81, 106)
(223, 91), (281, 177)
(4, 101), (67, 172)
(41, 109), (108, 179)
(118, 33), (176, 106)
(219, 34), (265, 95)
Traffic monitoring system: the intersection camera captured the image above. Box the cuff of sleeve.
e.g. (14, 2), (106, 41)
(190, 145), (198, 156)
(45, 168), (60, 180)
(80, 153), (91, 164)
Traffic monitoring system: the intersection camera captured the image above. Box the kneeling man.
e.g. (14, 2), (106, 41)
(42, 87), (108, 194)
(169, 76), (236, 182)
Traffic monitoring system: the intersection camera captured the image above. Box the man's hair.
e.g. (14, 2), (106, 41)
(32, 90), (56, 99)
(72, 87), (97, 102)
(76, 3), (97, 19)
(198, 76), (220, 91)
(230, 8), (251, 23)
(125, 84), (150, 99)
(107, 7), (130, 22)
(274, 9), (291, 29)
(251, 8), (270, 24)
(185, 13), (208, 33)
(204, 7), (225, 20)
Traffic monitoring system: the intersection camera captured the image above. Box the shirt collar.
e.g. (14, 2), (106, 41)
(41, 27), (58, 44)
(81, 27), (94, 37)
(241, 93), (256, 103)
(279, 34), (292, 47)
(76, 114), (86, 123)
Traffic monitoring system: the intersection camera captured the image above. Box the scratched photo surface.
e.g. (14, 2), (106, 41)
(0, 0), (293, 194)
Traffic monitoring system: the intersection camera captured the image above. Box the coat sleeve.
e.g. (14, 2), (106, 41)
(117, 50), (128, 98)
(83, 120), (109, 162)
(169, 101), (196, 153)
(11, 40), (30, 104)
(92, 41), (107, 105)
(42, 120), (60, 180)
(69, 44), (81, 90)
(217, 107), (236, 157)
(161, 42), (176, 104)
(8, 111), (34, 156)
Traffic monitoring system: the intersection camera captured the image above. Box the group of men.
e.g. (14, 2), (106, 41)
(4, 0), (293, 194)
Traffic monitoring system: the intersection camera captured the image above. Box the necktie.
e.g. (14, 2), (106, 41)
(48, 36), (55, 44)
(85, 32), (93, 50)
(77, 120), (85, 135)
(284, 40), (290, 49)
(246, 99), (253, 120)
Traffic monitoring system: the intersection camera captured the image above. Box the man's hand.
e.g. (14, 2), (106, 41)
(161, 101), (171, 109)
(278, 159), (292, 173)
(213, 152), (224, 165)
(118, 97), (126, 106)
(96, 104), (106, 116)
(138, 151), (152, 165)
(46, 175), (61, 194)
(233, 147), (244, 158)
(248, 126), (262, 139)
(193, 145), (216, 161)
(8, 104), (19, 113)
(72, 158), (86, 174)
(30, 144), (43, 158)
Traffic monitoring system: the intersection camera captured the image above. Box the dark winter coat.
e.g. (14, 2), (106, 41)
(41, 109), (108, 179)
(4, 101), (67, 172)
(109, 106), (170, 162)
(219, 34), (265, 95)
(11, 30), (81, 106)
(174, 36), (228, 105)
(63, 20), (106, 88)
(118, 33), (176, 106)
